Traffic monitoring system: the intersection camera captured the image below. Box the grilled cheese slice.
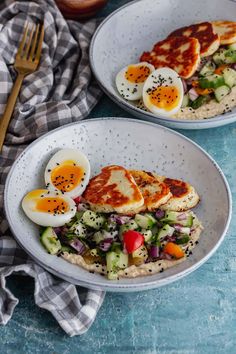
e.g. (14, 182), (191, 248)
(212, 21), (236, 44)
(153, 174), (200, 211)
(129, 170), (172, 211)
(83, 165), (144, 213)
(168, 22), (220, 57)
(140, 36), (200, 79)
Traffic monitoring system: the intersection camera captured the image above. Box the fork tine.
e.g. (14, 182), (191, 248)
(29, 23), (39, 61)
(16, 22), (29, 58)
(22, 23), (35, 59)
(34, 24), (44, 63)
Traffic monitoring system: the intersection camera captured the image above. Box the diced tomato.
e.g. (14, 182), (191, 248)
(163, 242), (185, 259)
(214, 65), (228, 75)
(191, 80), (199, 88)
(123, 230), (144, 254)
(195, 87), (213, 95)
(73, 196), (81, 204)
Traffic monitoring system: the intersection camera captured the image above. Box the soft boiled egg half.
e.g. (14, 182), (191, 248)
(22, 189), (76, 227)
(142, 67), (184, 116)
(116, 62), (155, 100)
(44, 149), (90, 199)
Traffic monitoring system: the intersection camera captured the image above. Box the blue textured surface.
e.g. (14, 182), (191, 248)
(1, 1), (236, 353)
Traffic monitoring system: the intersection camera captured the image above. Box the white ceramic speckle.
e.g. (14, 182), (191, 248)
(89, 0), (236, 129)
(4, 118), (232, 291)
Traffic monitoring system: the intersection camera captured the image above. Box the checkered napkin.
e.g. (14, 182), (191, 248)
(0, 0), (105, 336)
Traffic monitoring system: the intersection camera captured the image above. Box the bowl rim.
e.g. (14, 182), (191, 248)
(89, 0), (236, 126)
(4, 117), (233, 291)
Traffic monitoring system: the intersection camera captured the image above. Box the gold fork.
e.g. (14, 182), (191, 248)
(0, 22), (44, 151)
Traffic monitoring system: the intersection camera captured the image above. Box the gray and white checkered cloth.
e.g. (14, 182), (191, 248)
(0, 0), (105, 336)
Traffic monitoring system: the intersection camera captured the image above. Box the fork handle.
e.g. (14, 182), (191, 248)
(0, 73), (25, 152)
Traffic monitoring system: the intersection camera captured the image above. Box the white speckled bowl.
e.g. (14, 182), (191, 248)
(90, 0), (236, 129)
(4, 118), (232, 291)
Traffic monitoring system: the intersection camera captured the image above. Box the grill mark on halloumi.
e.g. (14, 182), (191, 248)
(83, 165), (144, 213)
(212, 21), (236, 44)
(130, 170), (172, 211)
(153, 174), (200, 211)
(140, 36), (200, 79)
(168, 22), (220, 57)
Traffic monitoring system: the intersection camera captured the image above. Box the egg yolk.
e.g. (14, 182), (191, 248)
(36, 197), (69, 214)
(125, 65), (151, 83)
(50, 162), (84, 193)
(148, 86), (180, 111)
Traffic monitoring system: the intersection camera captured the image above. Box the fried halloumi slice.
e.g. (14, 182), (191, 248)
(212, 21), (236, 45)
(129, 170), (172, 211)
(82, 165), (144, 214)
(140, 36), (200, 79)
(168, 22), (220, 57)
(152, 174), (200, 211)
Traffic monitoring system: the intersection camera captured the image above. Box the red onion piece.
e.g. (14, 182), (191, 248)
(181, 79), (187, 93)
(188, 88), (199, 101)
(99, 238), (113, 252)
(159, 252), (172, 260)
(53, 227), (62, 236)
(155, 209), (165, 219)
(149, 245), (160, 258)
(177, 213), (187, 221)
(69, 238), (86, 254)
(77, 203), (89, 211)
(232, 64), (236, 70)
(186, 76), (198, 85)
(109, 214), (131, 225)
(73, 196), (81, 204)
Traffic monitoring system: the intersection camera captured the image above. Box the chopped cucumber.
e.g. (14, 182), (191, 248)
(69, 221), (87, 238)
(60, 245), (76, 253)
(223, 67), (236, 88)
(181, 94), (190, 108)
(161, 211), (193, 227)
(119, 220), (138, 239)
(199, 74), (225, 89)
(213, 49), (236, 64)
(93, 230), (105, 244)
(191, 95), (211, 109)
(214, 85), (231, 102)
(157, 224), (175, 241)
(213, 50), (227, 65)
(224, 49), (236, 64)
(175, 235), (190, 245)
(40, 227), (61, 255)
(106, 250), (128, 280)
(134, 213), (156, 229)
(103, 220), (117, 232)
(131, 245), (148, 265)
(199, 61), (216, 76)
(81, 210), (105, 230)
(141, 229), (153, 243)
(228, 43), (236, 50)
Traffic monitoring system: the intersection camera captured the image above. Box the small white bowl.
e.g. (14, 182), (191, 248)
(90, 0), (236, 129)
(4, 118), (232, 292)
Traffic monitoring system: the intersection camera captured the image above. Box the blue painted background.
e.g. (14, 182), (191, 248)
(1, 1), (236, 353)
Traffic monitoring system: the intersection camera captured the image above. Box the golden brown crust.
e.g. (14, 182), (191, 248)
(212, 21), (236, 44)
(140, 36), (200, 79)
(130, 170), (172, 210)
(83, 165), (144, 213)
(168, 22), (220, 57)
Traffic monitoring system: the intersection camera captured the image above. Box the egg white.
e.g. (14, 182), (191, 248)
(22, 189), (76, 227)
(116, 62), (155, 101)
(142, 67), (184, 116)
(44, 149), (90, 199)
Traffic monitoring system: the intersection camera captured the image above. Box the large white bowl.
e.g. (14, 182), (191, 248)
(90, 0), (236, 129)
(4, 118), (232, 291)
